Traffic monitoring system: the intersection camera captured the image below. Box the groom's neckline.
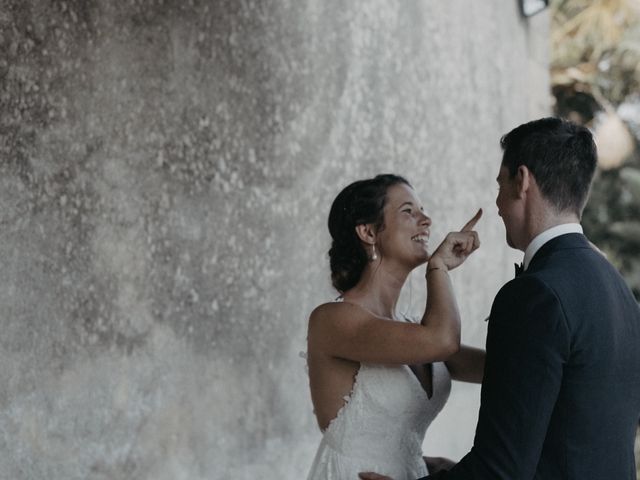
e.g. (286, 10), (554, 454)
(523, 223), (583, 270)
(526, 232), (590, 272)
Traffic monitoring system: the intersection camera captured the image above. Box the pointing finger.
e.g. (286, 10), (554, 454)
(461, 208), (483, 232)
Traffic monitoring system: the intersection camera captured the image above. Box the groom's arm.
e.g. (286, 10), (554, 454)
(422, 277), (570, 479)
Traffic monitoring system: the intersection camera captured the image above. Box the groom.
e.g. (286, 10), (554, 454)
(362, 117), (640, 479)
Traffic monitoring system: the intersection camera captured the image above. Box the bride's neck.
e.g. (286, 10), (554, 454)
(343, 264), (408, 319)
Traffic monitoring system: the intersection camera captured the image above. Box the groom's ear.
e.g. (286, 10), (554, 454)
(355, 224), (376, 245)
(516, 165), (532, 198)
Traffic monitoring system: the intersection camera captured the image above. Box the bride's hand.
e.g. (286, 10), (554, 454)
(429, 208), (482, 272)
(358, 473), (393, 480)
(424, 455), (456, 473)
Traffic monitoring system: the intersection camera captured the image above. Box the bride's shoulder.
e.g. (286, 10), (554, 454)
(308, 301), (370, 328)
(310, 301), (352, 320)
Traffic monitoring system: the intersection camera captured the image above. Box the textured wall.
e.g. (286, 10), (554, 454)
(0, 1), (548, 478)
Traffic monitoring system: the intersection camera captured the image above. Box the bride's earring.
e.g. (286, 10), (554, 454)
(370, 244), (377, 261)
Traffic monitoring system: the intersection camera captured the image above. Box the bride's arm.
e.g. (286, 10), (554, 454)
(308, 257), (459, 366)
(308, 220), (481, 366)
(445, 345), (485, 383)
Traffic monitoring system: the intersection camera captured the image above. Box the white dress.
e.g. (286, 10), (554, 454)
(306, 360), (451, 479)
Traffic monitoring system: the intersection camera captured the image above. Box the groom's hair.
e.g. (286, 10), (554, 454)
(500, 117), (597, 216)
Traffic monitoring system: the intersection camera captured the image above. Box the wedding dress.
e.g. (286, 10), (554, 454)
(306, 358), (451, 479)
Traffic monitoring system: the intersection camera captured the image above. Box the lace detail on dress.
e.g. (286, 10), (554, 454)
(320, 365), (363, 434)
(305, 306), (451, 479)
(306, 361), (451, 480)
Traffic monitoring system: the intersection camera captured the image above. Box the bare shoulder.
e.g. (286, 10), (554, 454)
(309, 302), (372, 326)
(308, 302), (375, 340)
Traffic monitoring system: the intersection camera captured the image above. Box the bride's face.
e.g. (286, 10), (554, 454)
(376, 184), (432, 268)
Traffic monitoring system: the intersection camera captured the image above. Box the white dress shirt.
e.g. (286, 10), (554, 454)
(523, 223), (583, 271)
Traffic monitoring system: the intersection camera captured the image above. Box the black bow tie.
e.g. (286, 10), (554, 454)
(514, 262), (524, 277)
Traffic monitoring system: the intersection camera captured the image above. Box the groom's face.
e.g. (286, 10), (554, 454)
(495, 165), (521, 249)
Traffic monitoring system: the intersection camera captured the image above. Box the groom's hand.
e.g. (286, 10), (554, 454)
(358, 473), (393, 480)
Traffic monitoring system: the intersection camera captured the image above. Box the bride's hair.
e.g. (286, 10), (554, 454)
(328, 174), (411, 293)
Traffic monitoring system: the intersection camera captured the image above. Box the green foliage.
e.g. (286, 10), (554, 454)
(551, 0), (640, 301)
(581, 149), (640, 300)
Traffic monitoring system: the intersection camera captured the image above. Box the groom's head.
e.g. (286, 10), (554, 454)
(500, 117), (597, 215)
(495, 117), (597, 249)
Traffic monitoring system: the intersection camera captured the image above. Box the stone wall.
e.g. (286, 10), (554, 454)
(0, 1), (548, 478)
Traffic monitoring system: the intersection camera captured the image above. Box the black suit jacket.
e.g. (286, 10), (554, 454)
(424, 233), (640, 479)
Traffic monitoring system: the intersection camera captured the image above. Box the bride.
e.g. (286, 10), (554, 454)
(306, 174), (485, 479)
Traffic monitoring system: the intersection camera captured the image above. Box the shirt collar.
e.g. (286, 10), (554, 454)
(523, 223), (583, 270)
